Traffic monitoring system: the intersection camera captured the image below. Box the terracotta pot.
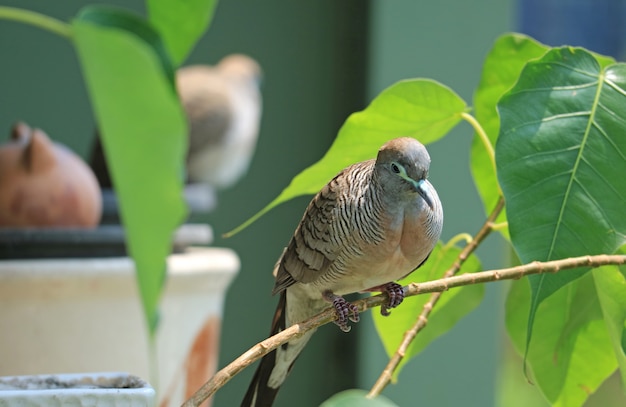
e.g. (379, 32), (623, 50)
(0, 122), (101, 227)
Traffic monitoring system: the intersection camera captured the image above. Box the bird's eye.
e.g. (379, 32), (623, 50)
(391, 163), (401, 174)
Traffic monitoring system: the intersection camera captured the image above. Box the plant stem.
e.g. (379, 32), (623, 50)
(367, 196), (505, 398)
(461, 112), (497, 179)
(490, 221), (509, 231)
(0, 6), (72, 39)
(444, 233), (473, 250)
(148, 336), (160, 400)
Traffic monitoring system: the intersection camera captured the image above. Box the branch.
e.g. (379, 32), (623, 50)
(181, 308), (336, 407)
(406, 254), (626, 294)
(181, 251), (626, 407)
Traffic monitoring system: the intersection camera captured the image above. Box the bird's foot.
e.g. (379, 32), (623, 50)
(323, 291), (359, 333)
(380, 282), (406, 316)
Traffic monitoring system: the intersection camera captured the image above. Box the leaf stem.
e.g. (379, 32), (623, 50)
(444, 233), (473, 250)
(0, 6), (72, 39)
(367, 196), (505, 398)
(461, 112), (497, 177)
(490, 221), (509, 231)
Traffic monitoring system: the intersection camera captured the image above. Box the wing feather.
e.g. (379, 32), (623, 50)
(272, 160), (375, 294)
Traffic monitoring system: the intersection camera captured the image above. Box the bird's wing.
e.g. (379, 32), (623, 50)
(177, 67), (234, 152)
(272, 160), (374, 294)
(185, 88), (233, 152)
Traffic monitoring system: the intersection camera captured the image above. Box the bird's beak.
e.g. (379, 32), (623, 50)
(415, 179), (434, 210)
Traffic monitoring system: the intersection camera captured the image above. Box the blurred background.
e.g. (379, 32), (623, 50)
(1, 0), (625, 406)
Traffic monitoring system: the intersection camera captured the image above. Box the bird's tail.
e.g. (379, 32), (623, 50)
(241, 290), (317, 407)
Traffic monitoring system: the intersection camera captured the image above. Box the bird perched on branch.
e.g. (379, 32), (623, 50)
(242, 137), (444, 407)
(177, 54), (262, 188)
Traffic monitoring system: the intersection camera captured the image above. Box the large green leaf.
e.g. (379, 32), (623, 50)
(506, 275), (617, 407)
(471, 33), (548, 231)
(372, 242), (483, 381)
(146, 0), (218, 66)
(73, 6), (188, 335)
(227, 79), (468, 235)
(496, 47), (626, 360)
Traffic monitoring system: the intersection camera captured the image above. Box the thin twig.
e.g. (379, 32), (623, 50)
(180, 252), (626, 407)
(367, 196), (505, 397)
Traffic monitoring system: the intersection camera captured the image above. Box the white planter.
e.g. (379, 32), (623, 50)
(0, 372), (155, 407)
(0, 247), (239, 407)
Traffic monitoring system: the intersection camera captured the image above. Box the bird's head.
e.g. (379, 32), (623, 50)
(218, 54), (263, 86)
(375, 137), (435, 209)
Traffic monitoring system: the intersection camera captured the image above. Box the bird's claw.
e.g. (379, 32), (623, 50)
(380, 282), (406, 316)
(328, 295), (359, 332)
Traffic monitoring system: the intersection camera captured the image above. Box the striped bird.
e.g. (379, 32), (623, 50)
(242, 137), (443, 406)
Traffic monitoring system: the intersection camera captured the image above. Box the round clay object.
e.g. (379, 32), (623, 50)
(0, 122), (102, 227)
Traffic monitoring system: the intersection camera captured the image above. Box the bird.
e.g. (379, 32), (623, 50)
(176, 54), (262, 188)
(241, 137), (444, 407)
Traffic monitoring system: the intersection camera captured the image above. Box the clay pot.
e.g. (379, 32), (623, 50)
(0, 122), (102, 227)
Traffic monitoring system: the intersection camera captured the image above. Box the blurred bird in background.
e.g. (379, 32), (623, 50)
(89, 54), (262, 219)
(177, 54), (263, 189)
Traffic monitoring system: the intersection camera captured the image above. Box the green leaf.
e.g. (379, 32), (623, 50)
(496, 47), (626, 362)
(593, 250), (626, 389)
(77, 5), (176, 87)
(372, 242), (483, 381)
(320, 390), (398, 407)
(227, 79), (468, 236)
(146, 0), (218, 66)
(72, 6), (188, 335)
(505, 274), (617, 407)
(471, 33), (549, 233)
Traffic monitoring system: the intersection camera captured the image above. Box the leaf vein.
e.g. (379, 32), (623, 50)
(547, 70), (606, 260)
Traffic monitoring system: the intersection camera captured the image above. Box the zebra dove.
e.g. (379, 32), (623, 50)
(177, 54), (262, 188)
(242, 137), (443, 407)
